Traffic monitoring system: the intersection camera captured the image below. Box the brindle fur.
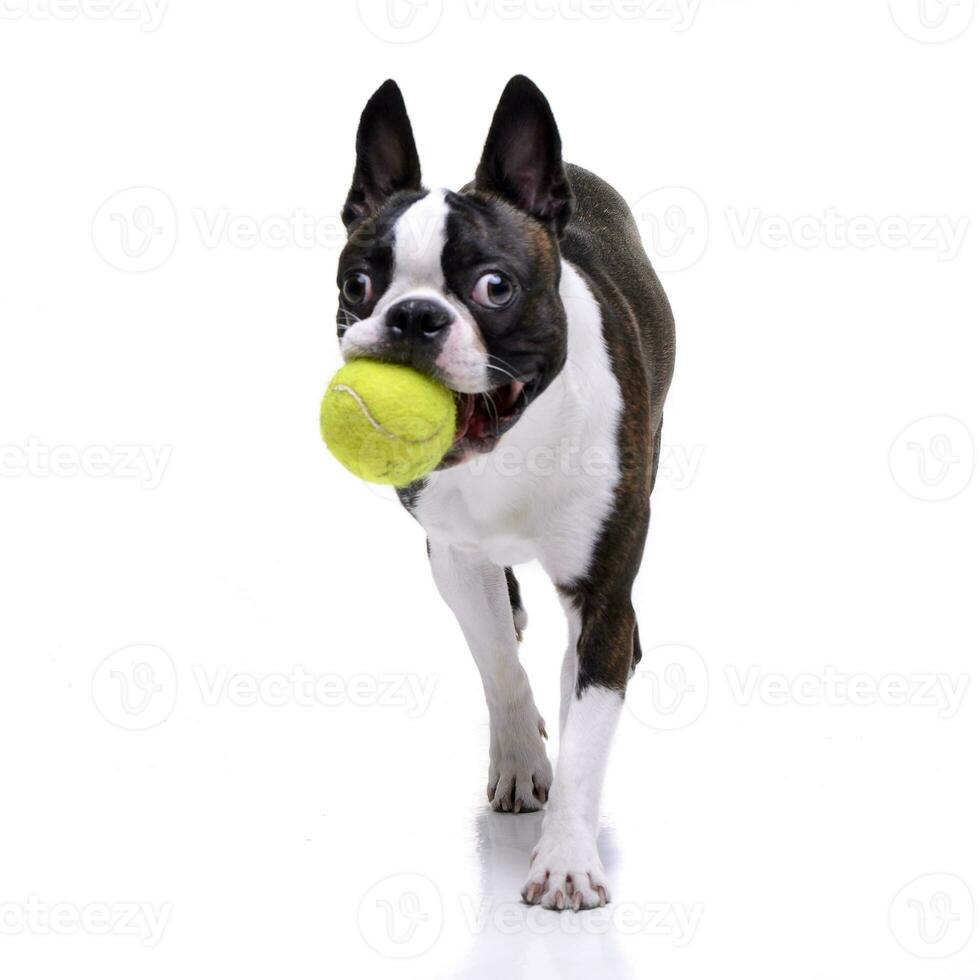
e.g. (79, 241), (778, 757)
(556, 165), (675, 694)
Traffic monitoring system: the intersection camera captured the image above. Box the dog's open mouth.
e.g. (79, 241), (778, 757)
(438, 380), (532, 467)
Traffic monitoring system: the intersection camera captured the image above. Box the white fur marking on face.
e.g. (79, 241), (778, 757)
(390, 189), (449, 293)
(340, 190), (451, 359)
(341, 189), (490, 393)
(433, 293), (488, 393)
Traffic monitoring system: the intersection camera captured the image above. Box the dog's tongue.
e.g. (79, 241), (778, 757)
(454, 394), (476, 443)
(453, 382), (526, 445)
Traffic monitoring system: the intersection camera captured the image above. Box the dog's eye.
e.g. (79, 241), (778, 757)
(471, 272), (515, 309)
(342, 272), (372, 306)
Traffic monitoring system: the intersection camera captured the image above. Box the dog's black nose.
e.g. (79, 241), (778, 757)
(385, 299), (452, 341)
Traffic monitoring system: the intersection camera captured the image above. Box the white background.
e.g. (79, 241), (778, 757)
(1, 1), (978, 978)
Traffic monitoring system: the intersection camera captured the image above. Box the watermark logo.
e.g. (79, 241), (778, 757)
(357, 873), (443, 958)
(626, 644), (709, 730)
(357, 0), (443, 43)
(92, 644), (178, 731)
(889, 415), (974, 502)
(888, 0), (975, 42)
(92, 186), (177, 272)
(890, 873), (974, 958)
(633, 186), (709, 273)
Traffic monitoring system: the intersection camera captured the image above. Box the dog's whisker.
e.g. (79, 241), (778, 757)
(484, 353), (522, 385)
(479, 390), (499, 428)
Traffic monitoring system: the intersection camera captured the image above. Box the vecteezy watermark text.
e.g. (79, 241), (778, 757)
(462, 0), (701, 31)
(92, 645), (440, 731)
(0, 896), (172, 947)
(459, 895), (702, 943)
(627, 645), (971, 731)
(445, 438), (702, 488)
(192, 207), (348, 251)
(355, 872), (703, 959)
(355, 0), (701, 44)
(0, 439), (171, 489)
(726, 666), (969, 719)
(727, 208), (969, 261)
(633, 187), (971, 272)
(0, 0), (168, 30)
(193, 665), (438, 718)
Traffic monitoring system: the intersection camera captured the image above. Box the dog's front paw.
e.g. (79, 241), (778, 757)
(521, 834), (609, 910)
(488, 712), (552, 813)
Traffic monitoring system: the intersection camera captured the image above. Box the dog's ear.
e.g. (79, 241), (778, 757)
(474, 75), (573, 236)
(342, 80), (422, 229)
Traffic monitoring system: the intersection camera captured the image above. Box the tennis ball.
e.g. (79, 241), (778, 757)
(320, 360), (457, 486)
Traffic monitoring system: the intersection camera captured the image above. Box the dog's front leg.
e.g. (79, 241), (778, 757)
(428, 542), (552, 812)
(522, 592), (636, 910)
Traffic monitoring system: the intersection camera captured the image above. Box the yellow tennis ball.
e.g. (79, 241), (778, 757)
(320, 360), (457, 486)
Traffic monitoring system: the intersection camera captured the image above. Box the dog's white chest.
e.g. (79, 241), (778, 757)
(412, 261), (623, 583)
(415, 476), (543, 567)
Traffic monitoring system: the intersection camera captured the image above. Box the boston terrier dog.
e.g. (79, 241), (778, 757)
(336, 76), (675, 911)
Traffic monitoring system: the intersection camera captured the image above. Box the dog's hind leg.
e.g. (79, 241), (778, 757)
(429, 542), (552, 812)
(504, 566), (528, 642)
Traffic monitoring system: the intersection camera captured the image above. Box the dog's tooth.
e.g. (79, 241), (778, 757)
(500, 380), (525, 412)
